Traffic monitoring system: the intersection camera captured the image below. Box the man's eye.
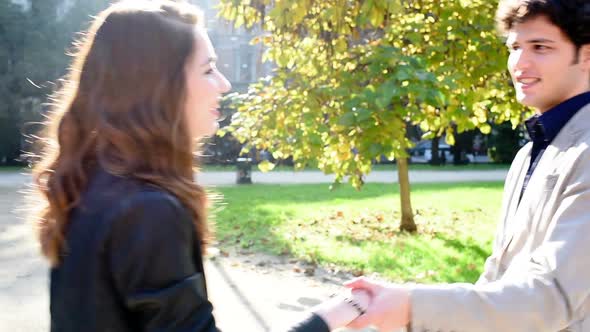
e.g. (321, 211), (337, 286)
(534, 45), (549, 51)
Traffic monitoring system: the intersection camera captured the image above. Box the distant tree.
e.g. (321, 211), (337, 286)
(218, 0), (521, 231)
(488, 122), (524, 164)
(0, 0), (110, 165)
(0, 1), (31, 165)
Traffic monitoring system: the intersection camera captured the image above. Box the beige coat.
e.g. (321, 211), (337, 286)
(410, 103), (590, 332)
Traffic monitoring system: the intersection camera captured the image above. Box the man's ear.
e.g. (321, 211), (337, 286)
(580, 44), (590, 71)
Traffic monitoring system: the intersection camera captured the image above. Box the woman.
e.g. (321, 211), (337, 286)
(27, 1), (369, 331)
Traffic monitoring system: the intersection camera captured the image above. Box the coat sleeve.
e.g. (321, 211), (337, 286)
(107, 191), (219, 332)
(409, 148), (590, 332)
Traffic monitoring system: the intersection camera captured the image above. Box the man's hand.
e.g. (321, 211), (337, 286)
(344, 277), (411, 331)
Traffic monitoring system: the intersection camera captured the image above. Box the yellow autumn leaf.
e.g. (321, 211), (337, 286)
(257, 160), (276, 172)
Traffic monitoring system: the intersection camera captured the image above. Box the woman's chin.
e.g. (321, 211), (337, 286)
(191, 122), (219, 140)
(209, 122), (220, 136)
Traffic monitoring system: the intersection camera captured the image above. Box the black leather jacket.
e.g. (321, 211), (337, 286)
(50, 169), (329, 332)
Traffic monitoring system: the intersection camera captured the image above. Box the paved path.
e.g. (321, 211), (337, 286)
(1, 169), (508, 187)
(0, 184), (49, 332)
(198, 169), (507, 186)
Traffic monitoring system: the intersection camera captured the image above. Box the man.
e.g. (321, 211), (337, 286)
(347, 0), (590, 331)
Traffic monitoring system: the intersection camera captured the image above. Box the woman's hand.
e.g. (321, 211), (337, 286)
(344, 277), (411, 331)
(311, 288), (372, 330)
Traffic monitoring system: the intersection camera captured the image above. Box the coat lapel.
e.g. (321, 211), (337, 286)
(499, 146), (531, 250)
(499, 104), (589, 254)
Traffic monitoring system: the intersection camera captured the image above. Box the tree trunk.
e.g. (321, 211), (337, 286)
(397, 157), (417, 232)
(430, 136), (441, 165)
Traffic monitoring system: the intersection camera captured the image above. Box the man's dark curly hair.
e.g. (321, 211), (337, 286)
(497, 0), (590, 52)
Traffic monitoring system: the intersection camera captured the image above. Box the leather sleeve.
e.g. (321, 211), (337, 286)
(107, 191), (219, 332)
(281, 313), (330, 332)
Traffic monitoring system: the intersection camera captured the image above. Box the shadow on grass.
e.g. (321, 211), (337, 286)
(215, 182), (500, 283)
(215, 207), (295, 253)
(438, 234), (490, 261)
(217, 214), (492, 283)
(369, 235), (487, 283)
(272, 232), (491, 283)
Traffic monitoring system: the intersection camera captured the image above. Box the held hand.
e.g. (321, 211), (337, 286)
(311, 288), (372, 330)
(344, 277), (411, 331)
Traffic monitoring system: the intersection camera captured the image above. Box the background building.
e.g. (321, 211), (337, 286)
(192, 0), (271, 92)
(9, 0), (270, 92)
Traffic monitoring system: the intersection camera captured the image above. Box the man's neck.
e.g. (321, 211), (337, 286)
(535, 89), (590, 114)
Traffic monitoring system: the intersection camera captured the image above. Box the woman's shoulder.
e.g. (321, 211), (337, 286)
(108, 188), (194, 241)
(64, 170), (197, 267)
(80, 169), (191, 227)
(114, 187), (189, 221)
(92, 175), (196, 246)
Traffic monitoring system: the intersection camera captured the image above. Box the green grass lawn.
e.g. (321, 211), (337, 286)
(0, 166), (27, 172)
(213, 181), (504, 284)
(202, 163), (509, 172)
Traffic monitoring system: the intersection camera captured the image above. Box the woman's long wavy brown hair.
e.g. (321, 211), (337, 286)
(28, 0), (211, 267)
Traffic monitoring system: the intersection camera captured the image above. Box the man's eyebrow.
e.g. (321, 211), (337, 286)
(526, 38), (556, 44)
(506, 38), (556, 47)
